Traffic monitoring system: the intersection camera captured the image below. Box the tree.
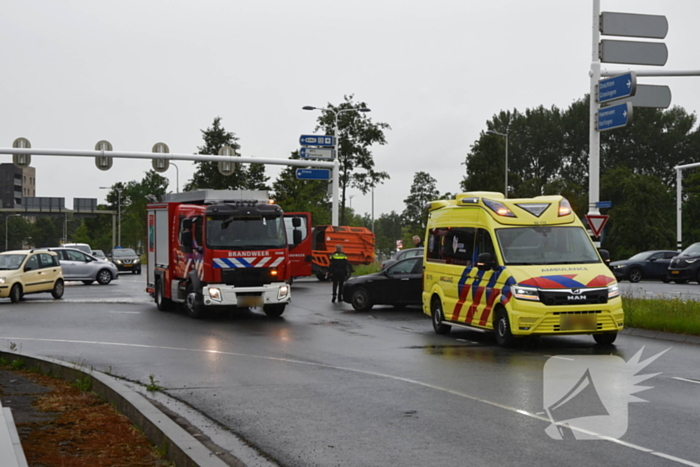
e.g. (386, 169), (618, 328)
(272, 152), (331, 226)
(184, 117), (269, 191)
(373, 211), (404, 258)
(313, 95), (390, 225)
(402, 171), (439, 235)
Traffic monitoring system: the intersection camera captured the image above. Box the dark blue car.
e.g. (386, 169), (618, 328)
(609, 250), (678, 283)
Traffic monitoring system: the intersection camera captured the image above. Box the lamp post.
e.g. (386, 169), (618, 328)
(303, 105), (371, 226)
(170, 162), (179, 193)
(100, 186), (122, 247)
(486, 129), (509, 198)
(5, 214), (21, 251)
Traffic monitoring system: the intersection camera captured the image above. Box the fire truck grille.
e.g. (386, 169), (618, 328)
(221, 268), (274, 287)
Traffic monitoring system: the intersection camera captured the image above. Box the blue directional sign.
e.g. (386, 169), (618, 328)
(299, 135), (334, 146)
(300, 147), (334, 160)
(295, 168), (331, 180)
(596, 201), (613, 209)
(597, 102), (633, 132)
(598, 72), (636, 103)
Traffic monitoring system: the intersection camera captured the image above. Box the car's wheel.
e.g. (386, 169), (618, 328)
(494, 309), (515, 347)
(696, 269), (700, 285)
(351, 287), (373, 311)
(9, 284), (22, 303)
(593, 333), (617, 345)
(662, 277), (670, 283)
(185, 284), (205, 319)
(628, 267), (643, 283)
(136, 269), (142, 275)
(51, 279), (64, 299)
(674, 279), (689, 284)
(431, 297), (451, 335)
(96, 269), (112, 285)
(263, 304), (286, 317)
(82, 280), (94, 285)
(155, 279), (173, 311)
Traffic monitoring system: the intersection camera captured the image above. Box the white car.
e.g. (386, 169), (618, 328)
(48, 248), (119, 285)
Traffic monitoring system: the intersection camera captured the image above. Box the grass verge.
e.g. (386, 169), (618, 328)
(622, 294), (700, 336)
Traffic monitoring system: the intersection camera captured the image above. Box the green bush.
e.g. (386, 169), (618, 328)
(352, 262), (381, 276)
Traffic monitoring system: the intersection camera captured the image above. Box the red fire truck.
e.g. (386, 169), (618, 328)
(146, 190), (295, 319)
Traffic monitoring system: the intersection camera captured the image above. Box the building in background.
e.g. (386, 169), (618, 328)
(0, 163), (36, 208)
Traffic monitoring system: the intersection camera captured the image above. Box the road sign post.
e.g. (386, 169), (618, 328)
(597, 102), (633, 132)
(295, 168), (331, 180)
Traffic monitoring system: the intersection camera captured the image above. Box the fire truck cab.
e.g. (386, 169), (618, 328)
(147, 190), (292, 319)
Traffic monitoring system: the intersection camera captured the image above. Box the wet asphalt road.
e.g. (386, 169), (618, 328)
(1, 274), (699, 467)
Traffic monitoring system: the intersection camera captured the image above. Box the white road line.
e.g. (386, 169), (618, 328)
(107, 311), (141, 314)
(2, 336), (698, 467)
(672, 377), (700, 385)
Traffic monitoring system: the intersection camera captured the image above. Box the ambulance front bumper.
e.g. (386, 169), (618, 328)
(201, 282), (291, 307)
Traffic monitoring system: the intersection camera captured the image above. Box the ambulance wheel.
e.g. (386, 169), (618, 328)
(155, 279), (173, 312)
(494, 309), (515, 347)
(431, 297), (451, 335)
(263, 304), (286, 318)
(628, 267), (643, 283)
(593, 333), (617, 345)
(185, 284), (205, 319)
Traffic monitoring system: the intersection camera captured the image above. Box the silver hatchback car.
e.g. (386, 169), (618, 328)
(48, 248), (119, 285)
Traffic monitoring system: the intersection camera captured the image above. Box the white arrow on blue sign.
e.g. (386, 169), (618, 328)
(299, 135), (334, 146)
(597, 102), (633, 132)
(598, 72), (636, 103)
(295, 168), (331, 180)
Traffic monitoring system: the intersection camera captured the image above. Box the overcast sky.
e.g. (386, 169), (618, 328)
(1, 0), (699, 221)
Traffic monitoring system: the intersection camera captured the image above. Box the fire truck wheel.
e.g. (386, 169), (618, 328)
(263, 304), (286, 317)
(593, 333), (617, 345)
(155, 280), (173, 312)
(185, 285), (205, 319)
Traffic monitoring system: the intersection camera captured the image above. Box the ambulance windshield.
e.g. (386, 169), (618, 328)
(206, 216), (287, 250)
(496, 226), (601, 265)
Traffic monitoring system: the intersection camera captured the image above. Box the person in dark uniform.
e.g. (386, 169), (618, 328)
(329, 244), (349, 303)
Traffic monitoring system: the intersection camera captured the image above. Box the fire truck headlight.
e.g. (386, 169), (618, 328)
(208, 287), (222, 302)
(278, 285), (289, 300)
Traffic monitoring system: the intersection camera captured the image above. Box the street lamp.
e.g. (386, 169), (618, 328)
(100, 186), (122, 247)
(170, 162), (179, 193)
(303, 105), (371, 226)
(486, 129), (509, 198)
(5, 214), (21, 251)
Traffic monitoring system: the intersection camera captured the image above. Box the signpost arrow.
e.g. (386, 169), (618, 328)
(598, 72), (636, 103)
(585, 214), (610, 238)
(600, 12), (668, 39)
(619, 84), (672, 109)
(300, 147), (334, 160)
(600, 40), (668, 66)
(295, 168), (331, 180)
(597, 102), (633, 132)
(299, 135), (334, 147)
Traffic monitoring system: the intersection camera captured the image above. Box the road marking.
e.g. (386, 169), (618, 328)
(2, 336), (698, 467)
(108, 311), (141, 314)
(672, 377), (700, 385)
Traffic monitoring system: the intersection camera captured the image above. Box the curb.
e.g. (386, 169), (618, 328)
(620, 327), (700, 346)
(0, 350), (229, 467)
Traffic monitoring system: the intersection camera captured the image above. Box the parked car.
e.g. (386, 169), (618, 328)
(62, 243), (92, 255)
(343, 256), (423, 311)
(609, 250), (679, 283)
(48, 248), (119, 285)
(109, 248), (142, 274)
(380, 247), (424, 270)
(667, 242), (700, 284)
(91, 249), (107, 260)
(0, 250), (64, 302)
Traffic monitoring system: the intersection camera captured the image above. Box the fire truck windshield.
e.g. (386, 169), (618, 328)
(206, 216), (287, 250)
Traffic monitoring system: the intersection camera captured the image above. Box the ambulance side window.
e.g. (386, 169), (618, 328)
(426, 227), (475, 265)
(475, 229), (497, 264)
(427, 228), (447, 262)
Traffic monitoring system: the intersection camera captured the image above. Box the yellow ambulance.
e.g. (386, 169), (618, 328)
(422, 192), (623, 346)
